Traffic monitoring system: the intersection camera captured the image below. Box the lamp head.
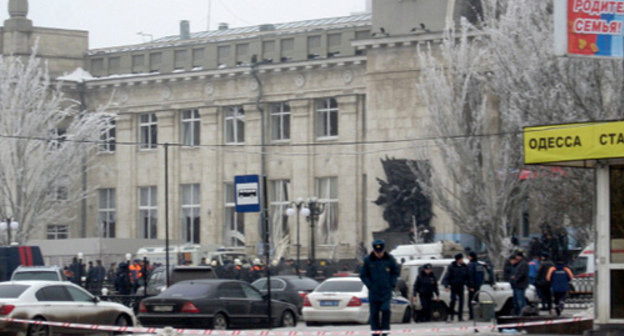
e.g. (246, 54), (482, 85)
(0, 222), (7, 231)
(301, 207), (311, 217)
(9, 221), (18, 230)
(286, 208), (296, 217)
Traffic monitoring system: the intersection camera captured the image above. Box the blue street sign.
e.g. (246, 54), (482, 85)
(234, 175), (261, 213)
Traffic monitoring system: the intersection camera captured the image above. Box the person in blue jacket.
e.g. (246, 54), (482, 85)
(546, 259), (574, 316)
(360, 239), (399, 336)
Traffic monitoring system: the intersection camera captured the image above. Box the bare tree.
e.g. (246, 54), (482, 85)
(0, 53), (113, 243)
(417, 23), (526, 267)
(416, 0), (612, 265)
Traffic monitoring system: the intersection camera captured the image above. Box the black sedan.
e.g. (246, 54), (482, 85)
(251, 275), (318, 314)
(138, 279), (297, 330)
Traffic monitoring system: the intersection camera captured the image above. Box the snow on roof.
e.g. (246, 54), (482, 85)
(57, 67), (94, 83)
(88, 13), (371, 55)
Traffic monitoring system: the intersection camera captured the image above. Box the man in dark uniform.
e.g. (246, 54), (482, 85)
(414, 263), (439, 322)
(360, 240), (399, 336)
(443, 253), (469, 321)
(467, 252), (494, 320)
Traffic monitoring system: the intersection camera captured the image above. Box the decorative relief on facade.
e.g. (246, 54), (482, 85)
(204, 82), (214, 96)
(118, 90), (129, 104)
(160, 86), (172, 100)
(342, 70), (353, 85)
(295, 74), (305, 88)
(249, 79), (259, 91)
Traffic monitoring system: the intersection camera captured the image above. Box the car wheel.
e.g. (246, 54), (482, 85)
(431, 301), (448, 321)
(281, 310), (296, 327)
(113, 314), (132, 335)
(402, 307), (412, 323)
(213, 313), (228, 330)
(27, 317), (49, 336)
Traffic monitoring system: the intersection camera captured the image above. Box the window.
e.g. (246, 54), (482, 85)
(98, 188), (116, 238)
(91, 58), (104, 75)
(269, 180), (290, 241)
(139, 113), (158, 149)
(174, 50), (187, 70)
(108, 57), (121, 75)
(47, 225), (69, 240)
(219, 282), (245, 298)
(149, 52), (162, 72)
(355, 30), (371, 40)
(270, 102), (290, 141)
(192, 48), (204, 68)
(139, 186), (157, 239)
(315, 98), (339, 138)
(316, 177), (338, 244)
(328, 33), (342, 57)
(307, 35), (321, 59)
(65, 286), (93, 302)
(241, 283), (263, 300)
(48, 128), (66, 151)
(181, 184), (201, 244)
(262, 40), (275, 62)
(99, 118), (116, 152)
(236, 43), (249, 65)
(217, 45), (231, 67)
(181, 109), (200, 146)
(225, 182), (245, 247)
(132, 54), (144, 73)
(280, 38), (294, 61)
(35, 286), (72, 301)
(224, 106), (244, 144)
(48, 177), (68, 202)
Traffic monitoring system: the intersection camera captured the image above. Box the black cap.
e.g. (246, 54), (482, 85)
(469, 251), (477, 259)
(372, 239), (385, 252)
(454, 253), (464, 260)
(423, 263), (432, 270)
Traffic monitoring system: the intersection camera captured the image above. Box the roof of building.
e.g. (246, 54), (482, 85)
(88, 13), (371, 56)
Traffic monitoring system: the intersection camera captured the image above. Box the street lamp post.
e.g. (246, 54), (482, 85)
(286, 198), (310, 276)
(305, 197), (324, 263)
(0, 219), (19, 245)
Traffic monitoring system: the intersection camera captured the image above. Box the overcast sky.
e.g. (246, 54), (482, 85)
(0, 0), (368, 49)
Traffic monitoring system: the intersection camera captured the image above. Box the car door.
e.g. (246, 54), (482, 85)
(242, 282), (269, 327)
(34, 285), (81, 333)
(65, 285), (106, 325)
(218, 282), (249, 327)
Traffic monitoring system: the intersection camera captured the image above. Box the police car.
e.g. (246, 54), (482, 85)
(400, 259), (538, 321)
(302, 277), (411, 326)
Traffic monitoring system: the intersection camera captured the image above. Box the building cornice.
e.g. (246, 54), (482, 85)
(80, 56), (366, 90)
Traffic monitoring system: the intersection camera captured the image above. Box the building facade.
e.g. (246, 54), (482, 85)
(2, 0), (485, 259)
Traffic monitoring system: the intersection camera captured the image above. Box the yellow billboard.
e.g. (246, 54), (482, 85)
(524, 121), (624, 164)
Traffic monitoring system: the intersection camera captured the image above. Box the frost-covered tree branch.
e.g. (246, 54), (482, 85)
(417, 0), (602, 265)
(0, 52), (114, 243)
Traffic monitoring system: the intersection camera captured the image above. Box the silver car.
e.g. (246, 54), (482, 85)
(0, 281), (137, 336)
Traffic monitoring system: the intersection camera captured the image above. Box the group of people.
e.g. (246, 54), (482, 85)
(63, 258), (108, 295)
(359, 239), (576, 336)
(63, 257), (153, 296)
(528, 226), (570, 263)
(504, 251), (574, 316)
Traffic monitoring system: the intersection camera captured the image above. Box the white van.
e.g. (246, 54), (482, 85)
(390, 241), (464, 262)
(400, 259), (538, 320)
(569, 244), (594, 295)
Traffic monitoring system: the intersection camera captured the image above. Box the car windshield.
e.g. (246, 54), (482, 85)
(13, 271), (58, 281)
(315, 281), (363, 292)
(252, 278), (285, 290)
(288, 277), (319, 290)
(160, 282), (212, 298)
(0, 284), (29, 298)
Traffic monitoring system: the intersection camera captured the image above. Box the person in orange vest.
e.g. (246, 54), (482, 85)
(546, 258), (574, 316)
(128, 259), (142, 294)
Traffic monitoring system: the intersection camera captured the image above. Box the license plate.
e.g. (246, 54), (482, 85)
(153, 305), (174, 312)
(320, 300), (339, 307)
